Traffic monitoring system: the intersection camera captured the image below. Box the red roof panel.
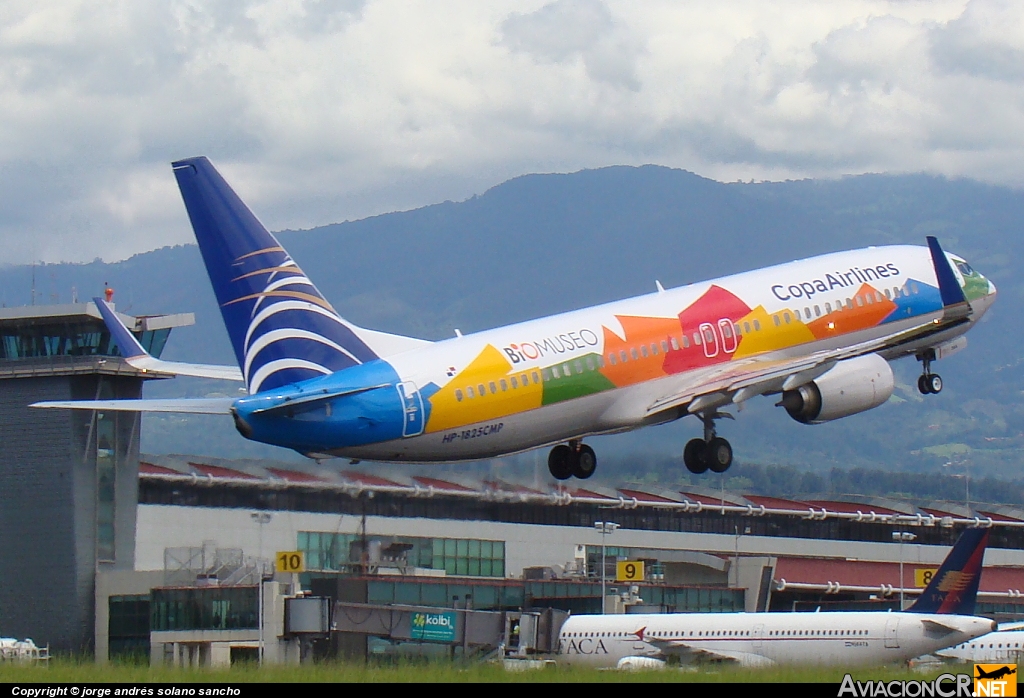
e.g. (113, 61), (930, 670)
(266, 468), (326, 483)
(618, 489), (680, 504)
(744, 495), (811, 511)
(189, 463), (260, 480)
(139, 462), (183, 475)
(341, 471), (405, 488)
(775, 556), (1024, 594)
(803, 500), (903, 516)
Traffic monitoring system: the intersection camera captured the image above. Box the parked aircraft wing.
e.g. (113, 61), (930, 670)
(93, 297), (244, 382)
(30, 398), (237, 413)
(645, 639), (774, 667)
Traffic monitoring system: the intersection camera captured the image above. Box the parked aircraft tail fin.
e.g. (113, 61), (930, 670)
(908, 527), (989, 615)
(171, 156), (427, 394)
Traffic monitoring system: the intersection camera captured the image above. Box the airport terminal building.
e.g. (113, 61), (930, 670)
(3, 303), (1024, 664)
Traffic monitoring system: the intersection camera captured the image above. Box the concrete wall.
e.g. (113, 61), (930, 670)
(0, 373), (141, 654)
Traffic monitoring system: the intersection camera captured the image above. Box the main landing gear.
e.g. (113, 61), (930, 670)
(548, 440), (597, 481)
(683, 411), (734, 475)
(917, 350), (943, 395)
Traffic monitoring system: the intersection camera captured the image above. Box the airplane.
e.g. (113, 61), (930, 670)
(556, 527), (996, 669)
(33, 156), (998, 480)
(936, 622), (1024, 664)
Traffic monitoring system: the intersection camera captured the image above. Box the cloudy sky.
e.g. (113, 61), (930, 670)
(1, 0), (1022, 264)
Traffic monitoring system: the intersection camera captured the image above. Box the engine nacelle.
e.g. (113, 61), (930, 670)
(778, 353), (894, 424)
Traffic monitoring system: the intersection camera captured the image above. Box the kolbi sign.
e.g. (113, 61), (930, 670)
(411, 611), (457, 642)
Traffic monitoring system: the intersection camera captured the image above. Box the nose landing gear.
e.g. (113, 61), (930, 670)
(917, 350), (943, 395)
(548, 440), (597, 480)
(683, 411), (734, 474)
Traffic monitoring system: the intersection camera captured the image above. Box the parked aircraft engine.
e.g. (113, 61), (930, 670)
(777, 354), (894, 424)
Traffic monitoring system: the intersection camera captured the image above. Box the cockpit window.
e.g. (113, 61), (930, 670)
(956, 262), (974, 276)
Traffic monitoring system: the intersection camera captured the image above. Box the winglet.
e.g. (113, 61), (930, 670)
(908, 527), (989, 615)
(93, 297), (147, 359)
(927, 236), (969, 308)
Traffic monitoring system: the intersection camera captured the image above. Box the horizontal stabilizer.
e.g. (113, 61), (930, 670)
(93, 297), (243, 382)
(248, 383), (390, 416)
(920, 619), (960, 635)
(31, 398), (236, 414)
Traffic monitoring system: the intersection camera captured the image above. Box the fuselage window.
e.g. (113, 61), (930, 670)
(783, 312), (791, 324)
(574, 360), (583, 374)
(489, 381), (497, 394)
(478, 383), (487, 395)
(814, 305), (821, 317)
(597, 355), (605, 368)
(467, 386), (475, 398)
(875, 292), (882, 303)
(531, 371), (539, 384)
(865, 294), (873, 305)
(620, 350), (628, 363)
(772, 314), (780, 327)
(586, 356), (595, 371)
(551, 366), (560, 379)
(753, 320), (761, 331)
(542, 368), (552, 382)
(661, 340), (669, 353)
(824, 302), (832, 314)
(670, 337), (680, 351)
(631, 348), (639, 360)
(682, 335), (691, 348)
(609, 353), (617, 365)
(703, 328), (715, 343)
(455, 389), (464, 402)
(564, 363), (573, 376)
(743, 322), (751, 334)
(722, 324), (733, 339)
(846, 298), (854, 309)
(911, 282), (919, 294)
(640, 345), (649, 358)
(734, 323), (741, 337)
(693, 332), (702, 345)
(884, 288), (892, 300)
(856, 295), (864, 307)
(511, 376), (519, 389)
(804, 307), (811, 319)
(651, 343), (659, 355)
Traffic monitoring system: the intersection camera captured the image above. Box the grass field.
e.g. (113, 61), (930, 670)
(0, 660), (971, 683)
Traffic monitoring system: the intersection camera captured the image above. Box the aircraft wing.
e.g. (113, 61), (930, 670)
(93, 297), (243, 382)
(645, 639), (775, 667)
(645, 317), (968, 418)
(31, 398), (236, 414)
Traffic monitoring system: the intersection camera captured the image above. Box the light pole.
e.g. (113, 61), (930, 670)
(892, 531), (916, 610)
(251, 511), (273, 665)
(594, 521), (619, 614)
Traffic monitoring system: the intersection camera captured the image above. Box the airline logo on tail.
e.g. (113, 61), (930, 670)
(172, 156), (379, 393)
(909, 527), (989, 615)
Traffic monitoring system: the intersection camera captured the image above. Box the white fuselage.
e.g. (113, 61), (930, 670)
(338, 244), (995, 462)
(557, 611), (996, 668)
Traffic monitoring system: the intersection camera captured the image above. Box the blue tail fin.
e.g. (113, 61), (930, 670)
(908, 527), (989, 615)
(172, 156), (379, 394)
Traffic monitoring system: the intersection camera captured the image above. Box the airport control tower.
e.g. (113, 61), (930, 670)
(0, 298), (193, 654)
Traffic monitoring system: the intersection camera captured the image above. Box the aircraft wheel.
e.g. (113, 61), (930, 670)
(571, 444), (597, 479)
(917, 375), (931, 395)
(548, 445), (573, 480)
(928, 374), (943, 394)
(706, 437), (733, 473)
(683, 438), (708, 474)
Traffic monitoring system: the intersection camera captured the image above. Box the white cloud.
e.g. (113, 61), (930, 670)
(0, 0), (1022, 265)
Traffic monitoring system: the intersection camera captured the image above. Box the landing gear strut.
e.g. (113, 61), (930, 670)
(548, 440), (597, 480)
(917, 350), (943, 395)
(683, 411), (734, 474)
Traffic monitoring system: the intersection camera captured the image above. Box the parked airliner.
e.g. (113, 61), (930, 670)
(557, 528), (995, 669)
(34, 157), (997, 479)
(936, 622), (1024, 664)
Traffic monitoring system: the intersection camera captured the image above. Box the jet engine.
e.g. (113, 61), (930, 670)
(778, 354), (894, 424)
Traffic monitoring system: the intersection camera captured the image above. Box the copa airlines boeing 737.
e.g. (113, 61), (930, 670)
(557, 528), (995, 669)
(34, 157), (997, 479)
